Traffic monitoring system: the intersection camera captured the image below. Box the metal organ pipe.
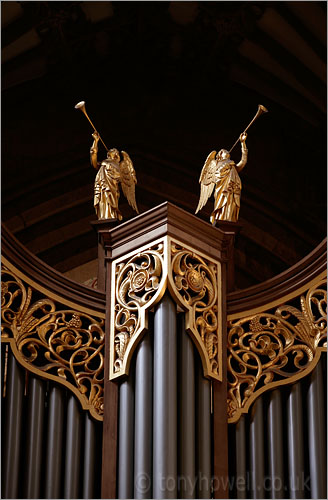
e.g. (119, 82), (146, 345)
(307, 360), (327, 499)
(44, 384), (65, 498)
(118, 369), (135, 498)
(24, 375), (46, 499)
(134, 330), (153, 499)
(179, 315), (196, 499)
(64, 394), (82, 499)
(235, 415), (247, 499)
(153, 293), (177, 499)
(267, 389), (284, 499)
(287, 382), (305, 499)
(2, 352), (25, 499)
(249, 397), (265, 499)
(83, 413), (97, 499)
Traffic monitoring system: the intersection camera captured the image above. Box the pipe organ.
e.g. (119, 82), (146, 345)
(1, 349), (103, 499)
(1, 203), (326, 499)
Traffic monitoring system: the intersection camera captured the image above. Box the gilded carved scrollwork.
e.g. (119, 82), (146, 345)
(227, 277), (327, 423)
(110, 239), (167, 379)
(110, 237), (222, 381)
(1, 264), (105, 421)
(168, 239), (222, 381)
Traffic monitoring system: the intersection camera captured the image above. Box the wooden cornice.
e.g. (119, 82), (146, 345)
(227, 238), (327, 315)
(1, 223), (106, 315)
(96, 202), (236, 263)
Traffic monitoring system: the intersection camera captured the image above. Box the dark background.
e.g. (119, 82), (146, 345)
(2, 1), (326, 289)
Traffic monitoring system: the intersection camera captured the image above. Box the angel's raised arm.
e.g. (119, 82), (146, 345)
(236, 133), (248, 172)
(90, 132), (100, 170)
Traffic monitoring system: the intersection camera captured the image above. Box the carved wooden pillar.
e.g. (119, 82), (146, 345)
(214, 220), (242, 294)
(91, 219), (120, 499)
(213, 220), (241, 499)
(97, 202), (235, 499)
(91, 219), (119, 292)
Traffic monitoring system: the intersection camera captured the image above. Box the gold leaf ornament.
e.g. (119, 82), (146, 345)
(170, 242), (221, 380)
(227, 278), (327, 423)
(1, 265), (105, 420)
(111, 242), (166, 377)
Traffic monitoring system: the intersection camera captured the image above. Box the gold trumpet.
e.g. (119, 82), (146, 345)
(229, 104), (268, 154)
(75, 101), (109, 152)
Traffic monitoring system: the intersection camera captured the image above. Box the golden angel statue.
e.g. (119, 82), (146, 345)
(195, 104), (268, 224)
(195, 132), (248, 224)
(90, 131), (139, 220)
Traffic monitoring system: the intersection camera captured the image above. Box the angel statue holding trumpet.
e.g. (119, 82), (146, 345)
(75, 101), (138, 221)
(195, 104), (268, 224)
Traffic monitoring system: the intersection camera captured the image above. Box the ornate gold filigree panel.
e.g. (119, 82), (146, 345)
(168, 238), (222, 381)
(110, 237), (223, 381)
(110, 238), (168, 379)
(227, 276), (327, 423)
(1, 262), (105, 421)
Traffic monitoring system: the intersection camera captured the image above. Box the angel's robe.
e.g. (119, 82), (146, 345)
(94, 159), (123, 220)
(210, 159), (242, 224)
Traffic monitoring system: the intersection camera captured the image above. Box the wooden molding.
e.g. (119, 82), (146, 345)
(1, 223), (106, 315)
(227, 238), (327, 315)
(100, 201), (236, 263)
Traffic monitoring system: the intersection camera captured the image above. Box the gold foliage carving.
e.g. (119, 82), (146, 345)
(110, 237), (223, 381)
(169, 240), (222, 380)
(110, 239), (166, 379)
(1, 265), (105, 421)
(227, 277), (327, 423)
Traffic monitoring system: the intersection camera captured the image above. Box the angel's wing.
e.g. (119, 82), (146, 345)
(195, 151), (217, 214)
(119, 151), (139, 214)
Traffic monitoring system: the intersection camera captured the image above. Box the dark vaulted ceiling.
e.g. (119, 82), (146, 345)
(2, 1), (327, 289)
